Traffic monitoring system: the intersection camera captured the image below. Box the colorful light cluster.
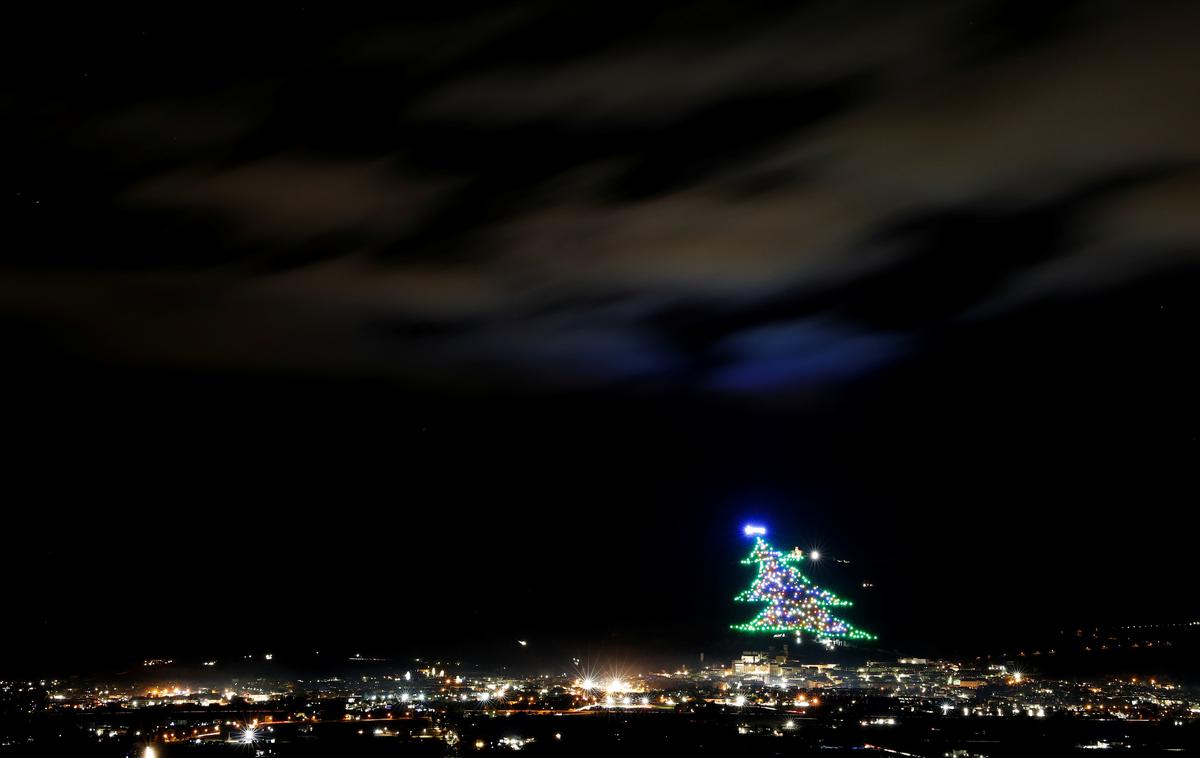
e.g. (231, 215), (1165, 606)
(732, 536), (875, 641)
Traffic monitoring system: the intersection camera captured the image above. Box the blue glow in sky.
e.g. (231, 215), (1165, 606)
(707, 319), (909, 392)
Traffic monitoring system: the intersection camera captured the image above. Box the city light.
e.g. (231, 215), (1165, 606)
(13, 529), (1190, 755)
(808, 550), (820, 561)
(18, 646), (1189, 753)
(743, 525), (768, 536)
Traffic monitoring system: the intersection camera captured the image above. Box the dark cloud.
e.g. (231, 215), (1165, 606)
(5, 1), (1200, 392)
(124, 155), (452, 244)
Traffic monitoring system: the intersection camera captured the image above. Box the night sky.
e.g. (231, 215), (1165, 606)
(4, 3), (1199, 676)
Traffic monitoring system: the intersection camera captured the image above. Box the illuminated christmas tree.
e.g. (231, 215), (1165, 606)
(732, 531), (875, 641)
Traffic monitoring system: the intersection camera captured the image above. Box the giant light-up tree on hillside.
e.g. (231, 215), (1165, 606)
(732, 526), (875, 642)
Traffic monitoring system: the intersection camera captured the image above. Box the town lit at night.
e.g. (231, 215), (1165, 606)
(4, 2), (1197, 756)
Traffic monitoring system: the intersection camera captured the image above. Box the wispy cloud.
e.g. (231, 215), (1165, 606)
(6, 1), (1200, 393)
